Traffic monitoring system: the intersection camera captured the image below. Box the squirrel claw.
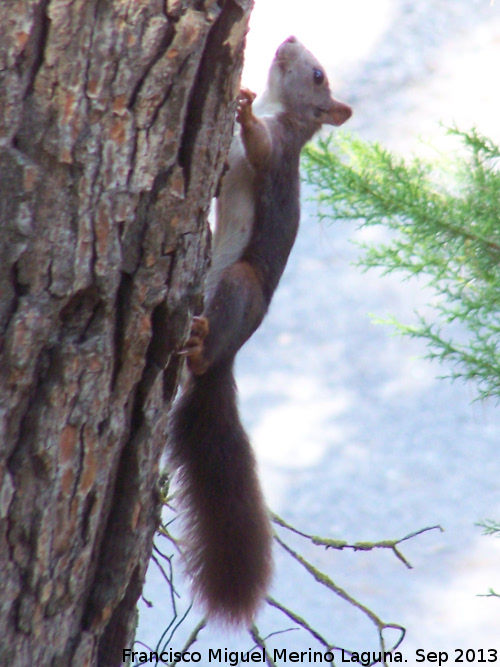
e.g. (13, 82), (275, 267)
(190, 316), (209, 340)
(239, 87), (256, 104)
(236, 88), (257, 125)
(182, 316), (210, 375)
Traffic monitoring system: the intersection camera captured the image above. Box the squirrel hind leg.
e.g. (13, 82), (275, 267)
(188, 261), (268, 374)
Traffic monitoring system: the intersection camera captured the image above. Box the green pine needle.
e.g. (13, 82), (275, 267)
(303, 128), (500, 401)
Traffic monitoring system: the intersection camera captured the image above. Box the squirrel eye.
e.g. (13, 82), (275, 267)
(313, 68), (325, 85)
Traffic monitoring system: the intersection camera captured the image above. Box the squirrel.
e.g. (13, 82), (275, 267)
(168, 36), (352, 626)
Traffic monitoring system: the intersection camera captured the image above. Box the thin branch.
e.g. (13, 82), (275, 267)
(272, 513), (443, 569)
(266, 596), (341, 653)
(170, 619), (207, 667)
(249, 626), (278, 667)
(274, 534), (406, 658)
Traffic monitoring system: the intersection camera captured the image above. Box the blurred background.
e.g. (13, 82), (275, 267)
(138, 0), (500, 660)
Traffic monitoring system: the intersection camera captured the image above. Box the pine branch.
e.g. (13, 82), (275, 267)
(303, 128), (500, 401)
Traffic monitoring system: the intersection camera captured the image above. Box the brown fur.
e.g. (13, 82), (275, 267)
(168, 36), (352, 626)
(169, 361), (272, 625)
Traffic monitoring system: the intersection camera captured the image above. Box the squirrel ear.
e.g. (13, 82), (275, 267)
(322, 98), (352, 126)
(275, 36), (302, 68)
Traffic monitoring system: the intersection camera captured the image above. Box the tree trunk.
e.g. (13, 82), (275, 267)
(0, 1), (252, 664)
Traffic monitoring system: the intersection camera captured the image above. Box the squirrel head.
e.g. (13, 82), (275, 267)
(264, 36), (352, 129)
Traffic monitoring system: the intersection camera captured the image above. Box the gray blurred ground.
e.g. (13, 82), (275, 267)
(138, 0), (500, 660)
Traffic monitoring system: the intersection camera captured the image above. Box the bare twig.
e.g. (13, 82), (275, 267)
(272, 513), (444, 569)
(274, 533), (406, 663)
(249, 626), (278, 667)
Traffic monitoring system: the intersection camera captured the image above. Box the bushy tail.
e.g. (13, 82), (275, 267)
(168, 361), (273, 626)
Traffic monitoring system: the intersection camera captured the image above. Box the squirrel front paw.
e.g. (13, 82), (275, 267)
(181, 316), (210, 376)
(236, 88), (257, 127)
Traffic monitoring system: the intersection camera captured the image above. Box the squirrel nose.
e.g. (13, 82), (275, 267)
(321, 99), (353, 126)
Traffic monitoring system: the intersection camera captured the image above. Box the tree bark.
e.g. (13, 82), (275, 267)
(0, 1), (252, 664)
